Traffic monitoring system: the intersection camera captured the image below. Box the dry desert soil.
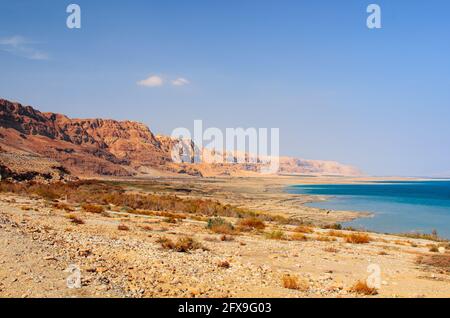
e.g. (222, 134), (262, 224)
(0, 176), (449, 298)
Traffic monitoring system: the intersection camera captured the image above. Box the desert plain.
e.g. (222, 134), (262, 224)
(1, 175), (449, 298)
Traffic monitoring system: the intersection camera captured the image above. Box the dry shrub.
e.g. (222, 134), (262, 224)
(323, 223), (342, 230)
(163, 217), (178, 224)
(67, 214), (84, 225)
(345, 233), (371, 244)
(316, 235), (336, 242)
(378, 251), (388, 256)
(324, 247), (338, 253)
(290, 233), (308, 241)
(207, 218), (236, 235)
(118, 224), (130, 231)
(293, 226), (314, 234)
(158, 236), (206, 253)
(218, 260), (230, 269)
(327, 230), (347, 238)
(397, 231), (445, 242)
(203, 236), (219, 242)
(417, 254), (450, 272)
(281, 274), (309, 291)
(53, 202), (74, 212)
(429, 245), (439, 253)
(21, 206), (32, 211)
(220, 234), (234, 242)
(141, 225), (153, 231)
(32, 187), (60, 200)
(1, 180), (301, 226)
(265, 230), (286, 240)
(81, 203), (104, 214)
(349, 280), (378, 296)
(237, 217), (266, 231)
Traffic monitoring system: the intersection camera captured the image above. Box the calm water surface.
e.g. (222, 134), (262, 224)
(288, 181), (450, 238)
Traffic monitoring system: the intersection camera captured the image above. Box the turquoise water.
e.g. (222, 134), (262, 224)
(287, 181), (450, 239)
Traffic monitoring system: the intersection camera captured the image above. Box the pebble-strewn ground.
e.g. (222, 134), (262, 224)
(1, 193), (449, 298)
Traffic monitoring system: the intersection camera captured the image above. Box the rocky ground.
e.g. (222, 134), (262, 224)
(1, 190), (449, 298)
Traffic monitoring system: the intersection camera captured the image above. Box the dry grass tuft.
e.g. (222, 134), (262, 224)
(315, 235), (337, 242)
(237, 217), (266, 231)
(67, 214), (84, 225)
(117, 224), (130, 231)
(290, 233), (308, 241)
(206, 218), (236, 235)
(281, 274), (309, 291)
(345, 233), (371, 244)
(294, 225), (314, 234)
(218, 260), (231, 269)
(349, 280), (378, 296)
(53, 202), (74, 212)
(158, 236), (206, 253)
(265, 229), (286, 240)
(163, 217), (178, 224)
(417, 254), (450, 272)
(324, 247), (338, 253)
(81, 203), (104, 214)
(327, 230), (347, 238)
(429, 245), (439, 253)
(220, 234), (234, 242)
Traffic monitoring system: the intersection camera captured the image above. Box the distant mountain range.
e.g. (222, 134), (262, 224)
(0, 98), (362, 182)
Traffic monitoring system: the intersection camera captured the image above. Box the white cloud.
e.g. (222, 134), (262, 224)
(172, 77), (190, 86)
(0, 35), (49, 60)
(137, 75), (164, 87)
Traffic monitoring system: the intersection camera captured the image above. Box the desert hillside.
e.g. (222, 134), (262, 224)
(0, 98), (362, 181)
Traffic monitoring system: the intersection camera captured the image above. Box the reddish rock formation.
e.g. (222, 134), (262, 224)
(0, 98), (362, 180)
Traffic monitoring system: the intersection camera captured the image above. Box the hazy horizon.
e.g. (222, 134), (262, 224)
(1, 0), (449, 177)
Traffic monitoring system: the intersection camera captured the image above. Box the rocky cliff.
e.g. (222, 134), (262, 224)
(0, 98), (362, 181)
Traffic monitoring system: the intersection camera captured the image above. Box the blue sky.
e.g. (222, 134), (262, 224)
(1, 0), (450, 176)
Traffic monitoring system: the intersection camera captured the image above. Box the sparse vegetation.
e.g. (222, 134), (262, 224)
(0, 180), (302, 226)
(206, 217), (236, 234)
(324, 247), (338, 253)
(265, 229), (286, 240)
(417, 254), (450, 272)
(67, 214), (84, 225)
(53, 202), (75, 212)
(218, 260), (231, 269)
(345, 233), (371, 244)
(327, 230), (347, 238)
(397, 231), (447, 243)
(118, 224), (130, 231)
(324, 223), (342, 230)
(237, 217), (266, 230)
(349, 280), (378, 296)
(158, 236), (206, 253)
(315, 235), (336, 242)
(163, 217), (178, 224)
(293, 225), (314, 234)
(281, 274), (309, 291)
(220, 234), (234, 242)
(290, 233), (308, 241)
(81, 203), (104, 214)
(429, 245), (439, 253)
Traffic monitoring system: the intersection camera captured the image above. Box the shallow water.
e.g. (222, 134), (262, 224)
(288, 181), (450, 239)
